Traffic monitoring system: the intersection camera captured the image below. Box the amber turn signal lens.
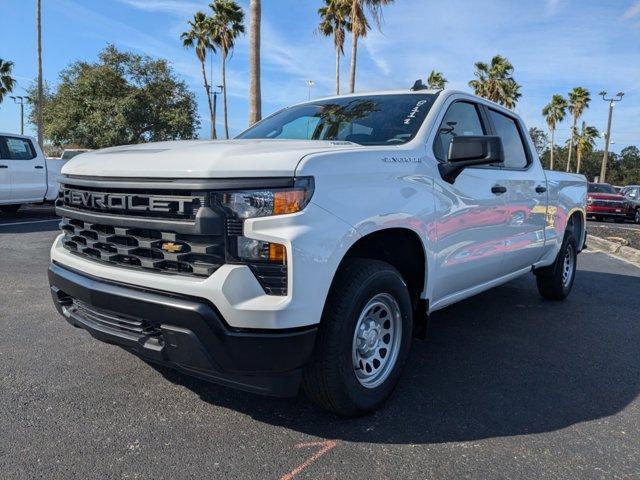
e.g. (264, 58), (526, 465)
(273, 189), (307, 215)
(268, 243), (286, 263)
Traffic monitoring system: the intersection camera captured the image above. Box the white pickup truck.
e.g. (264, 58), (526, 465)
(48, 88), (587, 416)
(0, 133), (65, 214)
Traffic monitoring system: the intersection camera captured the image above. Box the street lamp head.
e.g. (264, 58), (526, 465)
(616, 92), (625, 98)
(599, 90), (607, 98)
(306, 80), (315, 87)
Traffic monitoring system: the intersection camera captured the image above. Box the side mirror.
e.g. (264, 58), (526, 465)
(438, 136), (504, 183)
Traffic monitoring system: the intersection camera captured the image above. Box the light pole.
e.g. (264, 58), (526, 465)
(10, 96), (28, 135)
(207, 85), (223, 139)
(306, 80), (315, 100)
(599, 91), (624, 183)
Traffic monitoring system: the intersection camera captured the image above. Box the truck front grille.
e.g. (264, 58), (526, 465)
(592, 200), (624, 207)
(60, 217), (224, 277)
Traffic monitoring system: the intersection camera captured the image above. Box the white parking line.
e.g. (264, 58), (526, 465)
(0, 218), (59, 227)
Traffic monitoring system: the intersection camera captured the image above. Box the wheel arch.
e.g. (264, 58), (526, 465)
(328, 227), (429, 336)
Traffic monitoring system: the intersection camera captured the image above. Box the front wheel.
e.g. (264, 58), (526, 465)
(302, 258), (413, 416)
(535, 233), (578, 301)
(635, 209), (640, 225)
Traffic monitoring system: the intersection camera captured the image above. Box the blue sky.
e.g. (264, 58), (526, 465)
(1, 0), (639, 152)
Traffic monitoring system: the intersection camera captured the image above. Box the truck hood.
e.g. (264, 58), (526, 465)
(61, 139), (359, 178)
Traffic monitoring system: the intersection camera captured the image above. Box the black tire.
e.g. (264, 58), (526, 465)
(535, 233), (578, 301)
(302, 258), (413, 417)
(0, 204), (21, 214)
(635, 209), (640, 225)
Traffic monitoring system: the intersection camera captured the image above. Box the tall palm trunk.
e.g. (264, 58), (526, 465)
(221, 51), (229, 139)
(349, 32), (358, 94)
(549, 128), (555, 170)
(36, 0), (44, 148)
(576, 150), (582, 174)
(566, 117), (577, 172)
(248, 0), (261, 125)
(335, 43), (341, 95)
(200, 59), (216, 139)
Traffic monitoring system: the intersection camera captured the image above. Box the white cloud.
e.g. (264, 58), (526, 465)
(623, 1), (640, 19)
(545, 0), (561, 15)
(116, 0), (203, 16)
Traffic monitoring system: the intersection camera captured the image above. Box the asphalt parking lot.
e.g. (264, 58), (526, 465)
(1, 209), (640, 479)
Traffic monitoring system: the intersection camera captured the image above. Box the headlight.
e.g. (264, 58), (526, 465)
(587, 197), (593, 205)
(220, 177), (314, 219)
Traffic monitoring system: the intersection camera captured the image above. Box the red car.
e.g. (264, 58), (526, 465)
(586, 183), (627, 222)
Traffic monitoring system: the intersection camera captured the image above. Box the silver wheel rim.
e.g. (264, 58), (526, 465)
(562, 244), (575, 287)
(636, 210), (640, 224)
(352, 293), (402, 389)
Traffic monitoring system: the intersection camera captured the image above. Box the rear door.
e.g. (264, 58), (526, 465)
(0, 136), (47, 203)
(484, 107), (548, 272)
(431, 99), (510, 301)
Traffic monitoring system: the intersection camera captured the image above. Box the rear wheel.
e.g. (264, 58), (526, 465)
(303, 258), (413, 416)
(0, 204), (21, 214)
(535, 233), (577, 301)
(635, 209), (640, 225)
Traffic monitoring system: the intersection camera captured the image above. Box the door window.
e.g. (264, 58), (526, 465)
(488, 110), (529, 169)
(0, 136), (36, 160)
(433, 102), (485, 161)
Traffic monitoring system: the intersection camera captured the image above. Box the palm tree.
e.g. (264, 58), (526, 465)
(468, 55), (521, 109)
(427, 70), (447, 90)
(542, 94), (568, 170)
(248, 0), (261, 126)
(181, 12), (217, 138)
(574, 122), (599, 174)
(318, 0), (351, 95)
(347, 0), (394, 94)
(565, 87), (591, 172)
(210, 0), (245, 139)
(0, 59), (15, 104)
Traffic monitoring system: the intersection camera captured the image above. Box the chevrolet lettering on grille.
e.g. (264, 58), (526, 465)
(62, 188), (196, 214)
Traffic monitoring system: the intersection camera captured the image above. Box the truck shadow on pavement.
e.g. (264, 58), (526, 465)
(149, 268), (640, 444)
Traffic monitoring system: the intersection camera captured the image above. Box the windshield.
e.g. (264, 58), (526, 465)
(588, 183), (617, 194)
(237, 94), (437, 146)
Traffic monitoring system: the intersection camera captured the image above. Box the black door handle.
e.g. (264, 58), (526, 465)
(535, 185), (547, 193)
(491, 185), (507, 194)
(0, 165), (7, 169)
(35, 165), (44, 169)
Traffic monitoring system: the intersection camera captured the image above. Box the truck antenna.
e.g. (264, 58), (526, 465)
(410, 79), (428, 91)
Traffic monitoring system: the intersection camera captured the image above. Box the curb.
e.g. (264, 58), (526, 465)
(587, 234), (640, 267)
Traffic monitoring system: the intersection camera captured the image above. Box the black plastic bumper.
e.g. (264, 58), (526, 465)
(48, 263), (317, 397)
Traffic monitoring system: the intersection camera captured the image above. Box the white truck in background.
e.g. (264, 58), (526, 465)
(48, 88), (587, 416)
(0, 133), (70, 214)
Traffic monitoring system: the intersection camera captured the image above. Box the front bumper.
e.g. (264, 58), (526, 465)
(586, 206), (626, 217)
(48, 262), (317, 397)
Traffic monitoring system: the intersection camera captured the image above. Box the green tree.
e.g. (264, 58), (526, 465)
(210, 0), (245, 139)
(0, 58), (16, 105)
(541, 94), (567, 170)
(347, 0), (394, 94)
(617, 146), (640, 185)
(565, 87), (590, 172)
(427, 70), (447, 90)
(468, 55), (521, 109)
(181, 11), (216, 138)
(318, 0), (351, 95)
(528, 127), (549, 156)
(573, 122), (599, 174)
(27, 45), (198, 149)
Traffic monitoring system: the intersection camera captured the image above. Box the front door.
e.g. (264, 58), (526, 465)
(431, 100), (510, 301)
